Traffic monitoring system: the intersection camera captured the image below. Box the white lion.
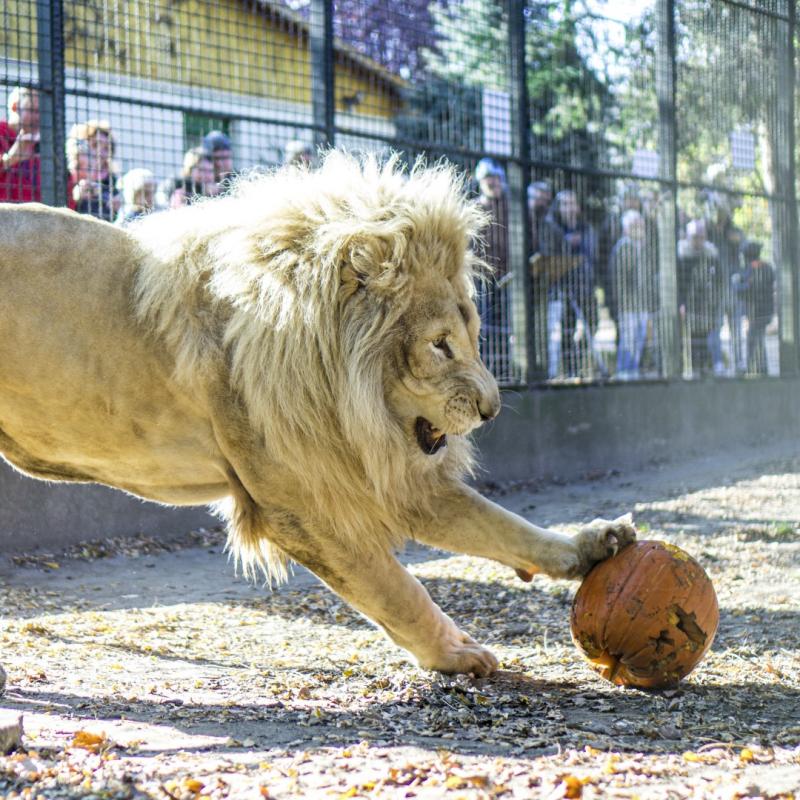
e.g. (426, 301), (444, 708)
(0, 152), (634, 675)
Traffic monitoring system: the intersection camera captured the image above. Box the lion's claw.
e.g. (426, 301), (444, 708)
(569, 513), (636, 578)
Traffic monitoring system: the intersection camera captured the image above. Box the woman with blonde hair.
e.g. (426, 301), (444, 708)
(66, 119), (121, 221)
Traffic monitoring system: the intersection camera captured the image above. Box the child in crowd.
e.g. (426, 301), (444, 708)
(116, 168), (157, 226)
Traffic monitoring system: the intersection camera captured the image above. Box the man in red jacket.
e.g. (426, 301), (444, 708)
(0, 87), (41, 203)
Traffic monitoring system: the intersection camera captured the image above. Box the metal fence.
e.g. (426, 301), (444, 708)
(1, 0), (797, 386)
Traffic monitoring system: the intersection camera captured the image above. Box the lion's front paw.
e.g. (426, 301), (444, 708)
(568, 513), (637, 579)
(417, 628), (498, 677)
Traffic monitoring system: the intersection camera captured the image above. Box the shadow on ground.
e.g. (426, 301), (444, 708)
(4, 672), (798, 760)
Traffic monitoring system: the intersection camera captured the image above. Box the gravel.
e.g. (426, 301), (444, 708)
(0, 440), (798, 798)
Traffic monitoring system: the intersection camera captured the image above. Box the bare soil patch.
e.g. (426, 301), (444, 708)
(1, 440), (798, 798)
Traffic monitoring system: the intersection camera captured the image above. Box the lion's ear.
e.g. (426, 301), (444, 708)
(339, 233), (408, 300)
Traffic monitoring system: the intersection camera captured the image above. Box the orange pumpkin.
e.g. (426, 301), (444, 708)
(570, 540), (719, 689)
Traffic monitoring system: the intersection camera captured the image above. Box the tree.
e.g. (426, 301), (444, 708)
(420, 0), (619, 222)
(614, 2), (787, 245)
(394, 77), (484, 161)
(285, 0), (440, 78)
(425, 0), (615, 176)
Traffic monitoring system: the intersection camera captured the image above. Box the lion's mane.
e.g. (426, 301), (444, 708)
(132, 152), (489, 581)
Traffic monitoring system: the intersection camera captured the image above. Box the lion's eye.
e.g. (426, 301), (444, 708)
(433, 337), (454, 359)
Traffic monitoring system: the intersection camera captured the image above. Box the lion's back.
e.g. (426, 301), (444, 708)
(0, 203), (138, 278)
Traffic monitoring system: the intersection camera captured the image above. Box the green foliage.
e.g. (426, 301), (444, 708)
(425, 0), (508, 89)
(424, 0), (614, 169)
(394, 77), (484, 162)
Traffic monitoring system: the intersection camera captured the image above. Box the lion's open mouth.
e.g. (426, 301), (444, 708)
(415, 417), (447, 455)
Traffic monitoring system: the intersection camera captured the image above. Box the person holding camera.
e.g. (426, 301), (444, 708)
(0, 87), (40, 203)
(65, 120), (122, 222)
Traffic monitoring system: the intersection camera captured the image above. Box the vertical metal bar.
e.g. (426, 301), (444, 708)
(310, 0), (335, 151)
(776, 0), (799, 376)
(36, 0), (67, 207)
(655, 0), (681, 379)
(507, 0), (537, 383)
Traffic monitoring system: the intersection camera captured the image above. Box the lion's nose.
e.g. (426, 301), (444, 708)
(477, 395), (501, 422)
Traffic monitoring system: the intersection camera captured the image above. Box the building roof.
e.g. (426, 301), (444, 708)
(255, 0), (408, 97)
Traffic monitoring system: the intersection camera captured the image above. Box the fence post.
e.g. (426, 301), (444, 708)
(310, 0), (335, 152)
(507, 0), (537, 384)
(776, 0), (800, 376)
(36, 0), (67, 207)
(655, 0), (681, 379)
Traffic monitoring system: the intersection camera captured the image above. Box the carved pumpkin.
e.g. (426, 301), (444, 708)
(570, 540), (719, 689)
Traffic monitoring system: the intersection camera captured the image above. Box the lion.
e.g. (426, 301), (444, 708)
(0, 152), (634, 676)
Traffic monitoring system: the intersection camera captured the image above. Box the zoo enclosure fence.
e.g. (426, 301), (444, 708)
(2, 0), (799, 387)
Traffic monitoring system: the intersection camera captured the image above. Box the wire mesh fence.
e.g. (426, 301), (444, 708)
(1, 0), (797, 386)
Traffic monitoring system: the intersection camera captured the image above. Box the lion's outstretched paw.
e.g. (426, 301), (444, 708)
(569, 513), (636, 578)
(417, 629), (498, 677)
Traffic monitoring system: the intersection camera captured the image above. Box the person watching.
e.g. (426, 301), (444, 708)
(168, 147), (218, 208)
(66, 120), (121, 221)
(202, 130), (234, 189)
(284, 139), (314, 167)
(116, 168), (158, 226)
(0, 87), (40, 203)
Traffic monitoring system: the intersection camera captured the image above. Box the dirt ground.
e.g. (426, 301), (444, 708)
(1, 439), (799, 799)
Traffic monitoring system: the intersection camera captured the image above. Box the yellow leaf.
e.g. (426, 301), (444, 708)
(184, 778), (205, 792)
(445, 776), (466, 789)
(71, 730), (106, 751)
(561, 774), (584, 798)
(739, 748), (755, 763)
(43, 561), (60, 570)
(682, 751), (701, 762)
(339, 788), (358, 798)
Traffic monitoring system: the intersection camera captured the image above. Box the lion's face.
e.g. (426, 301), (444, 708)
(387, 277), (501, 459)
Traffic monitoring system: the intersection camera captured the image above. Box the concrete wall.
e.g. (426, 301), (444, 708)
(0, 465), (215, 554)
(475, 377), (800, 483)
(2, 377), (798, 554)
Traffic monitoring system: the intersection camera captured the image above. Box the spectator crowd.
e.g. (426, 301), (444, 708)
(0, 87), (314, 225)
(472, 156), (776, 381)
(0, 87), (777, 382)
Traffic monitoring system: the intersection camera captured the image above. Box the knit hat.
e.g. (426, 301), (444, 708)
(475, 158), (504, 182)
(202, 130), (232, 152)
